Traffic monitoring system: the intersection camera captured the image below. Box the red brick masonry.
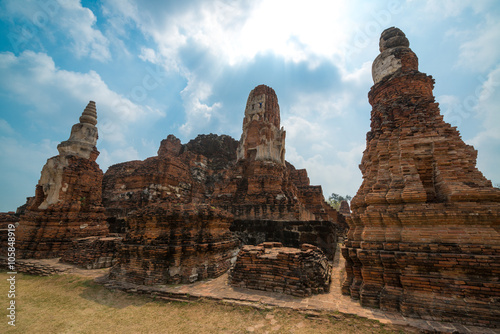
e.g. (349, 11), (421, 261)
(230, 242), (332, 297)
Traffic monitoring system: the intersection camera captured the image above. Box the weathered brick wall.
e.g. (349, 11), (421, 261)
(230, 220), (338, 260)
(16, 155), (108, 259)
(212, 160), (317, 221)
(229, 242), (332, 297)
(60, 236), (122, 269)
(102, 134), (238, 233)
(108, 203), (239, 285)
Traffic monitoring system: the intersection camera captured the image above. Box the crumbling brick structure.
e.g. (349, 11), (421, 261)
(108, 203), (239, 285)
(213, 85), (336, 223)
(211, 85), (340, 258)
(16, 102), (108, 259)
(341, 27), (500, 327)
(230, 242), (332, 297)
(102, 134), (239, 233)
(102, 85), (340, 285)
(60, 236), (122, 269)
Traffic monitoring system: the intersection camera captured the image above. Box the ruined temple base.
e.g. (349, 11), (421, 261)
(97, 242), (495, 333)
(59, 235), (122, 269)
(0, 257), (110, 277)
(2, 246), (495, 333)
(229, 242), (332, 297)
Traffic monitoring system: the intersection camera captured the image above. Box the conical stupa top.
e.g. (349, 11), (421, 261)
(372, 27), (418, 84)
(379, 27), (410, 52)
(56, 100), (99, 159)
(79, 100), (97, 126)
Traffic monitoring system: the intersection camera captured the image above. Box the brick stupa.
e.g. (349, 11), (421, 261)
(341, 27), (500, 327)
(16, 101), (108, 259)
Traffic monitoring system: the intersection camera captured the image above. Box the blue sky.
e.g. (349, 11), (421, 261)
(1, 0), (499, 212)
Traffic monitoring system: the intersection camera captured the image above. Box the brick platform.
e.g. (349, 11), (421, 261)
(229, 242), (331, 297)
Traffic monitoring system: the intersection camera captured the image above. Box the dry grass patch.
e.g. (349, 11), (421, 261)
(0, 271), (417, 333)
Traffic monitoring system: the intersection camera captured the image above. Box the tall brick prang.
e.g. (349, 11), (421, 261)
(237, 85), (285, 165)
(213, 85), (338, 224)
(341, 27), (500, 327)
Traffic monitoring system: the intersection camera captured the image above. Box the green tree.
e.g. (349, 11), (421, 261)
(327, 193), (352, 210)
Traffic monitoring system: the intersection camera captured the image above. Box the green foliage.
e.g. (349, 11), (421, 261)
(327, 193), (352, 210)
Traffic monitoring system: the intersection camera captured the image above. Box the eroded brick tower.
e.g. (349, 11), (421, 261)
(237, 84), (286, 165)
(16, 101), (108, 259)
(342, 27), (500, 327)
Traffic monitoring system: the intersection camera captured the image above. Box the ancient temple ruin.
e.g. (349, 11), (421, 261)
(105, 84), (340, 285)
(341, 27), (500, 327)
(212, 85), (341, 260)
(214, 85), (316, 221)
(7, 84), (340, 291)
(109, 203), (239, 284)
(101, 133), (241, 284)
(16, 101), (108, 259)
(102, 133), (239, 233)
(4, 25), (498, 330)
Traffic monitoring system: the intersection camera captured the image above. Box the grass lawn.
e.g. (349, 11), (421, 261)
(0, 271), (416, 333)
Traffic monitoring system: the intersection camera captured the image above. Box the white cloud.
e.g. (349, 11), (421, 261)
(456, 16), (500, 72)
(0, 51), (164, 146)
(139, 47), (158, 63)
(0, 136), (59, 210)
(179, 76), (222, 136)
(417, 0), (494, 18)
(436, 94), (470, 127)
(1, 0), (111, 61)
(286, 144), (364, 199)
(58, 0), (111, 61)
(98, 147), (140, 171)
(469, 65), (500, 144)
(235, 0), (351, 64)
(467, 65), (500, 184)
(0, 119), (16, 136)
(287, 92), (345, 120)
(116, 0), (353, 67)
(340, 61), (372, 86)
(283, 116), (331, 150)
